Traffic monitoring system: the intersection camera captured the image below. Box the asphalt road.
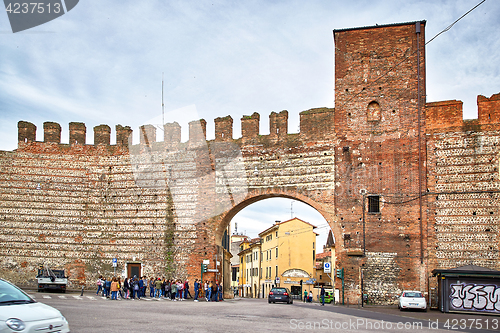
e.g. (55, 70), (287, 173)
(28, 292), (499, 333)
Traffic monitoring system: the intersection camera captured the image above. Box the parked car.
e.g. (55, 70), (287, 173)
(268, 287), (293, 304)
(0, 278), (70, 332)
(36, 266), (67, 292)
(398, 290), (427, 311)
(324, 290), (335, 304)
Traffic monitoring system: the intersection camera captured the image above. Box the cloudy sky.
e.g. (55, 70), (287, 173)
(1, 0), (498, 251)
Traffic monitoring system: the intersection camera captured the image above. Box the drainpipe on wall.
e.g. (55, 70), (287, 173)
(362, 193), (366, 256)
(416, 21), (424, 265)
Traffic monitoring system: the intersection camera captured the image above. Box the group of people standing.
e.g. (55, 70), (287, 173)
(95, 276), (223, 302)
(203, 280), (223, 302)
(95, 276), (125, 300)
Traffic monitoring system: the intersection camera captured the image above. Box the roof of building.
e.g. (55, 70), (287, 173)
(258, 217), (317, 237)
(432, 264), (500, 277)
(236, 237), (261, 256)
(231, 239), (248, 247)
(236, 247), (251, 256)
(231, 234), (249, 241)
(333, 20), (426, 34)
(315, 251), (331, 260)
(325, 230), (335, 247)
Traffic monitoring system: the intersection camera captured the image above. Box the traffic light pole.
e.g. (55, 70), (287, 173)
(201, 263), (208, 287)
(342, 269), (345, 305)
(300, 279), (303, 301)
(336, 268), (344, 305)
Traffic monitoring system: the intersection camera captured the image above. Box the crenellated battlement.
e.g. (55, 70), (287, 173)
(214, 116), (233, 142)
(93, 124), (111, 145)
(163, 122), (181, 144)
(478, 93), (500, 124)
(241, 112), (260, 144)
(426, 93), (500, 132)
(17, 121), (36, 143)
(43, 121), (61, 143)
(269, 110), (288, 140)
(16, 93), (499, 150)
(69, 122), (86, 145)
(16, 107), (336, 150)
(116, 124), (133, 147)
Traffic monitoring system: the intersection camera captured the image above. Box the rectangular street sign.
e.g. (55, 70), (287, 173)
(324, 262), (331, 273)
(207, 269), (218, 273)
(203, 259), (210, 265)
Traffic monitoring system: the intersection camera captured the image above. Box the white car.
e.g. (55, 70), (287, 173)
(398, 290), (427, 311)
(0, 278), (70, 333)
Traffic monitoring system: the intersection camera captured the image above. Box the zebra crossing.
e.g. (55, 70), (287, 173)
(31, 294), (99, 301)
(30, 293), (171, 302)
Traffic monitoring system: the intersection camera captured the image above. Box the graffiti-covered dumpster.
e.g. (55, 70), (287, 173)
(432, 265), (500, 315)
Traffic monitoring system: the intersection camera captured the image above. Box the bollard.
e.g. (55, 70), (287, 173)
(347, 297), (349, 307)
(80, 285), (85, 296)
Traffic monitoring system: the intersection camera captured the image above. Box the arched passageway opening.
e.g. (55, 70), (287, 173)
(211, 194), (337, 301)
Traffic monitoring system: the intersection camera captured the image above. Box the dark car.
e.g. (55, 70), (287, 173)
(268, 287), (293, 304)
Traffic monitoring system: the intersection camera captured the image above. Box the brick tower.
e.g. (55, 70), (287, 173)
(333, 21), (428, 304)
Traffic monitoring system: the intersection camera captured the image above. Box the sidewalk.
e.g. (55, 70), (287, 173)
(307, 302), (499, 323)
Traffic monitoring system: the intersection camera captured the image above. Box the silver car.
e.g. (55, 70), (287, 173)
(398, 290), (427, 311)
(0, 278), (70, 333)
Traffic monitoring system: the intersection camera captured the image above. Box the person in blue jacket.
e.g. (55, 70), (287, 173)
(217, 282), (223, 301)
(194, 279), (200, 302)
(104, 278), (111, 298)
(138, 277), (144, 297)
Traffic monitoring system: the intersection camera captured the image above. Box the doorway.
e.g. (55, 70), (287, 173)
(127, 263), (141, 278)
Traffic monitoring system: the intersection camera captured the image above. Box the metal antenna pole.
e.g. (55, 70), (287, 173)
(162, 72), (165, 126)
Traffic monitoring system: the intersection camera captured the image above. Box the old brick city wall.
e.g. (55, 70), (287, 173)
(426, 95), (500, 271)
(0, 110), (336, 298)
(0, 21), (499, 304)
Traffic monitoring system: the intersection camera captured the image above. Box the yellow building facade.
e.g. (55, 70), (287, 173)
(259, 218), (317, 299)
(313, 230), (336, 287)
(230, 234), (249, 295)
(236, 238), (261, 297)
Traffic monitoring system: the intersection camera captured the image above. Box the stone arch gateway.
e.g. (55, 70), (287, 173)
(212, 191), (334, 247)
